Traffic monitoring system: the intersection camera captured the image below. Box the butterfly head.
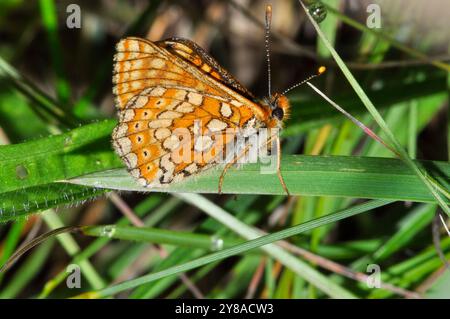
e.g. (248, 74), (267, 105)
(266, 93), (290, 122)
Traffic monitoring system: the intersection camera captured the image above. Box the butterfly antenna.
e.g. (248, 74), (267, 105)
(281, 66), (326, 96)
(265, 4), (272, 97)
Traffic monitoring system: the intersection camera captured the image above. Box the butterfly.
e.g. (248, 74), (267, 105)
(111, 5), (324, 194)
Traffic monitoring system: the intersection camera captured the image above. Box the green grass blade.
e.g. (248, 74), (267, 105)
(78, 199), (391, 298)
(0, 240), (55, 298)
(0, 120), (121, 194)
(285, 72), (446, 136)
(42, 210), (105, 290)
(176, 193), (355, 298)
(1, 117), (448, 223)
(298, 0), (450, 216)
(321, 2), (450, 72)
(372, 204), (436, 261)
(68, 156), (450, 203)
(0, 184), (108, 223)
(39, 0), (70, 104)
(82, 225), (244, 250)
(0, 55), (77, 127)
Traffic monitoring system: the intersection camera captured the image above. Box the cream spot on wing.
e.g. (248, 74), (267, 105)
(187, 92), (203, 106)
(112, 123), (128, 138)
(114, 52), (124, 61)
(150, 87), (167, 97)
(160, 154), (175, 183)
(220, 103), (232, 117)
(119, 109), (135, 122)
(185, 163), (198, 174)
(128, 52), (140, 59)
(122, 61), (131, 72)
(131, 81), (142, 91)
(133, 59), (143, 69)
(153, 165), (164, 182)
(149, 119), (172, 129)
(230, 100), (243, 107)
(161, 154), (175, 171)
(155, 99), (185, 110)
(130, 169), (141, 179)
(114, 63), (121, 74)
(194, 135), (214, 152)
(128, 40), (140, 51)
(150, 58), (165, 69)
(175, 102), (194, 113)
(112, 74), (119, 84)
(155, 128), (171, 140)
(129, 70), (142, 81)
(163, 135), (180, 151)
(141, 42), (155, 54)
(158, 110), (183, 119)
(207, 119), (228, 132)
(116, 40), (126, 51)
(113, 137), (132, 155)
(124, 153), (138, 168)
(133, 96), (148, 108)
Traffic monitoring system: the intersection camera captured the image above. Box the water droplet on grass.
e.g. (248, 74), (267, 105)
(101, 225), (116, 238)
(16, 165), (29, 179)
(210, 236), (224, 251)
(308, 2), (327, 23)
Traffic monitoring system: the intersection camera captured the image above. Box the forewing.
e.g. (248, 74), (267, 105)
(112, 37), (259, 186)
(157, 37), (256, 101)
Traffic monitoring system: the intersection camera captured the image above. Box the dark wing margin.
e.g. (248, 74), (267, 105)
(156, 37), (257, 102)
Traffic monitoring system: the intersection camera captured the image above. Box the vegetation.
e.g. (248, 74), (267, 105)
(0, 0), (448, 298)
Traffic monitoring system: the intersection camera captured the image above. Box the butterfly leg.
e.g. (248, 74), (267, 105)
(218, 144), (252, 194)
(218, 159), (235, 194)
(275, 135), (290, 196)
(218, 134), (289, 196)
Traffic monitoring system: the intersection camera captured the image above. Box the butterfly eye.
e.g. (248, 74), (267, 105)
(272, 107), (284, 120)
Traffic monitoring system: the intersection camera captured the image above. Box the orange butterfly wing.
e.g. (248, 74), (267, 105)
(156, 37), (256, 101)
(112, 37), (268, 186)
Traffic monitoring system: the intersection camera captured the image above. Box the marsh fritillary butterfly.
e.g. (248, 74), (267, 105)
(111, 6), (324, 194)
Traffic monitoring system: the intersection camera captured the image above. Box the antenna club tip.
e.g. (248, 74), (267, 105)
(265, 4), (272, 23)
(318, 66), (326, 74)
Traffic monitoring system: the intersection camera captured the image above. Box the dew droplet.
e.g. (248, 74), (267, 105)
(101, 225), (116, 238)
(16, 165), (29, 179)
(95, 159), (102, 165)
(308, 1), (327, 23)
(210, 236), (224, 251)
